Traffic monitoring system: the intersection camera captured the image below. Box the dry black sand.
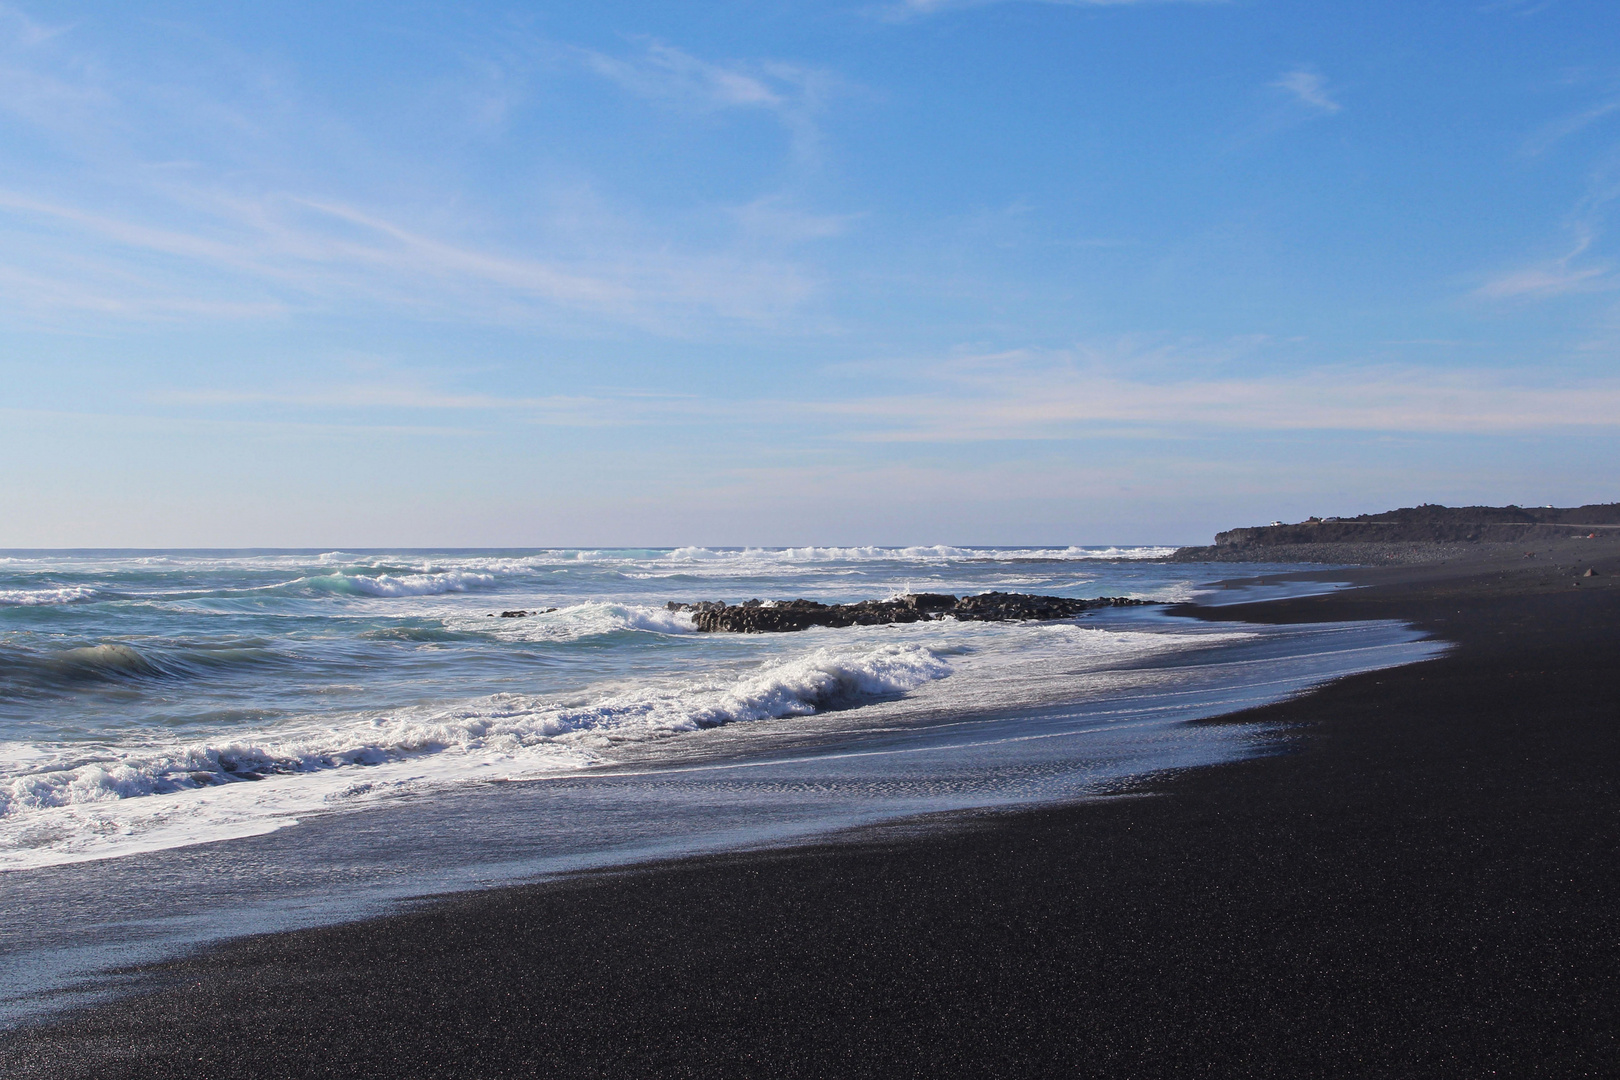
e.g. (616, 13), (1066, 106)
(3, 544), (1618, 1078)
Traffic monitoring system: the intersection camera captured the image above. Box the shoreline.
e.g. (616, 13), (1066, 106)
(3, 548), (1618, 1076)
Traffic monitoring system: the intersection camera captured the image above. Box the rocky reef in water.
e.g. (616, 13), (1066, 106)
(665, 592), (1156, 633)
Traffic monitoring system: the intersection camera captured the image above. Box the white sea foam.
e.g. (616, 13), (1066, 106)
(0, 639), (954, 866)
(0, 619), (1250, 860)
(0, 742), (50, 769)
(0, 547), (1177, 599)
(460, 602), (696, 642)
(0, 586), (99, 607)
(0, 607), (1342, 875)
(0, 546), (1222, 873)
(296, 570), (499, 597)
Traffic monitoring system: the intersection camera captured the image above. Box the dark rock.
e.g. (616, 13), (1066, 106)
(667, 592), (1158, 633)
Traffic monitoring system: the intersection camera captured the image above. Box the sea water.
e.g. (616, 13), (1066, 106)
(0, 547), (1442, 1024)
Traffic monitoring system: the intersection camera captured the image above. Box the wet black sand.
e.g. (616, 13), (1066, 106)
(4, 545), (1618, 1077)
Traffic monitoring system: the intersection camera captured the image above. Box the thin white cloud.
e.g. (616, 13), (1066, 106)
(803, 349), (1620, 438)
(0, 179), (821, 328)
(0, 259), (289, 319)
(153, 383), (696, 426)
(888, 0), (1218, 17)
(1478, 230), (1613, 299)
(0, 24), (112, 134)
(581, 42), (784, 110)
(1524, 100), (1620, 156)
(728, 196), (859, 242)
(0, 405), (478, 441)
(1488, 94), (1620, 302)
(161, 346), (1620, 438)
(0, 22), (830, 330)
(1477, 263), (1610, 299)
(575, 41), (836, 159)
(0, 4), (71, 49)
(1272, 68), (1341, 114)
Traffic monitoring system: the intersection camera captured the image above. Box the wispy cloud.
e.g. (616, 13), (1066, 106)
(0, 404), (480, 442)
(1524, 99), (1620, 156)
(0, 18), (834, 331)
(581, 41), (785, 110)
(576, 40), (837, 158)
(152, 381), (698, 427)
(728, 196), (858, 242)
(804, 348), (1620, 438)
(162, 345), (1620, 438)
(0, 184), (824, 327)
(1272, 68), (1341, 114)
(1477, 262), (1610, 299)
(1478, 215), (1615, 301)
(1485, 78), (1620, 303)
(886, 0), (1219, 19)
(0, 4), (69, 47)
(0, 9), (112, 138)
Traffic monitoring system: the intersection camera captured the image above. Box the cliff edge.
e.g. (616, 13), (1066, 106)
(1169, 502), (1620, 564)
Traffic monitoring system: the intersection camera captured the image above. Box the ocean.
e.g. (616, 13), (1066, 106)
(0, 547), (1443, 1024)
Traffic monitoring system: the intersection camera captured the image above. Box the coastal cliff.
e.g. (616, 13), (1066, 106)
(1170, 502), (1620, 563)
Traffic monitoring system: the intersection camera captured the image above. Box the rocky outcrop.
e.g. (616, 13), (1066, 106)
(666, 592), (1156, 633)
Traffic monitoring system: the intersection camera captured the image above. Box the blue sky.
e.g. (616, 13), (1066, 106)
(1, 0), (1617, 546)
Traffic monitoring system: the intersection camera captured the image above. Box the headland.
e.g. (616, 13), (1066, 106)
(1169, 500), (1620, 565)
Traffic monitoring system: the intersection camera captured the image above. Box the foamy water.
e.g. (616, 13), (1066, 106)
(0, 545), (1193, 868)
(0, 547), (1447, 1027)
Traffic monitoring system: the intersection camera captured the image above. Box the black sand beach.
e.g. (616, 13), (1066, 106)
(4, 541), (1618, 1077)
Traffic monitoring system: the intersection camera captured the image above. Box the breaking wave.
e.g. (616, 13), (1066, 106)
(294, 570), (499, 598)
(469, 602), (696, 641)
(0, 586), (100, 607)
(0, 641), (951, 821)
(0, 545), (1217, 869)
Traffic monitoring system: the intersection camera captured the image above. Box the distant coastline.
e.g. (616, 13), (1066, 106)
(1168, 501), (1620, 563)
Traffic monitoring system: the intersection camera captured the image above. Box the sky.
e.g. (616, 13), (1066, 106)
(1, 0), (1617, 547)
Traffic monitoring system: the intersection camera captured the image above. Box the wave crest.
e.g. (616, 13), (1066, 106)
(0, 641), (951, 820)
(473, 602), (695, 641)
(0, 586), (100, 607)
(0, 639), (286, 693)
(296, 570), (499, 598)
